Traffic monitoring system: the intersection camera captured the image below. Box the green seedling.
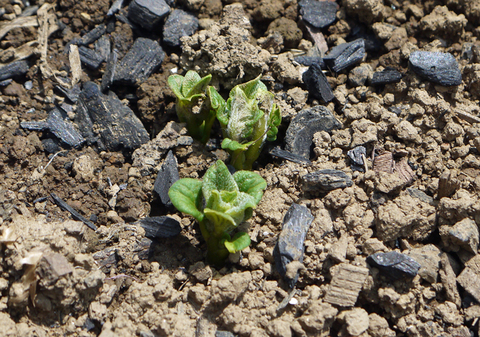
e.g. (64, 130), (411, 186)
(216, 75), (281, 170)
(168, 160), (267, 266)
(168, 70), (217, 144)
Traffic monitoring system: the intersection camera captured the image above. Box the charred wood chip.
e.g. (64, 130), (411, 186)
(163, 9), (199, 47)
(80, 23), (107, 45)
(299, 0), (337, 29)
(93, 247), (118, 272)
(78, 46), (105, 70)
(101, 50), (118, 93)
(154, 150), (179, 206)
(50, 193), (97, 231)
(373, 152), (394, 174)
(395, 158), (415, 185)
(324, 38), (365, 73)
(136, 216), (182, 239)
(348, 24), (382, 52)
(107, 0), (124, 16)
(302, 62), (334, 102)
(42, 138), (62, 154)
(113, 38), (165, 85)
(0, 60), (29, 81)
(95, 35), (111, 61)
(294, 56), (325, 68)
(367, 251), (421, 280)
(407, 188), (434, 206)
(127, 0), (170, 31)
(409, 51), (462, 86)
(54, 84), (81, 103)
(269, 146), (312, 165)
(347, 146), (366, 171)
(371, 67), (403, 85)
(76, 82), (150, 152)
(302, 169), (353, 192)
(285, 106), (341, 159)
(274, 204), (314, 288)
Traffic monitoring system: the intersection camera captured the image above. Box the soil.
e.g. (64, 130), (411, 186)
(1, 0), (480, 336)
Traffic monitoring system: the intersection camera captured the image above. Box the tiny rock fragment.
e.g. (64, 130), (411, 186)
(324, 39), (366, 72)
(269, 146), (312, 165)
(285, 106), (342, 159)
(302, 62), (334, 102)
(299, 0), (337, 29)
(457, 255), (480, 303)
(113, 38), (165, 85)
(0, 60), (29, 81)
(407, 244), (442, 284)
(36, 252), (73, 285)
(163, 9), (198, 47)
(440, 218), (479, 254)
(127, 0), (170, 31)
(440, 253), (461, 307)
(371, 67), (403, 85)
(395, 158), (415, 185)
(302, 169), (353, 193)
(409, 51), (462, 86)
(136, 216), (181, 239)
(76, 82), (149, 152)
(324, 263), (369, 307)
(367, 251), (421, 280)
(153, 150), (179, 206)
(78, 46), (105, 70)
(274, 204), (314, 288)
(51, 193), (97, 231)
(438, 169), (461, 199)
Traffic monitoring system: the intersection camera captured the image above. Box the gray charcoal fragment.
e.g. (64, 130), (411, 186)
(285, 106), (342, 159)
(113, 38), (165, 85)
(371, 67), (403, 85)
(299, 0), (337, 29)
(347, 146), (366, 166)
(107, 0), (124, 16)
(269, 146), (312, 165)
(324, 39), (365, 72)
(78, 46), (105, 70)
(136, 216), (181, 239)
(302, 62), (334, 102)
(274, 204), (314, 288)
(54, 84), (81, 103)
(407, 188), (434, 206)
(367, 251), (421, 280)
(94, 35), (111, 61)
(127, 0), (170, 31)
(409, 51), (462, 86)
(101, 50), (118, 93)
(0, 79), (12, 86)
(163, 9), (199, 47)
(294, 56), (325, 68)
(80, 24), (107, 45)
(302, 169), (353, 192)
(42, 138), (62, 153)
(0, 60), (30, 81)
(76, 82), (149, 152)
(153, 150), (179, 206)
(50, 193), (97, 231)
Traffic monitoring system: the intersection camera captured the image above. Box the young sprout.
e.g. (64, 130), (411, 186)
(216, 75), (281, 170)
(168, 160), (267, 266)
(168, 70), (217, 144)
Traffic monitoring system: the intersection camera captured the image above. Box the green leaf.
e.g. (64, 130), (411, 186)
(204, 208), (237, 236)
(184, 72), (212, 98)
(223, 232), (251, 253)
(233, 171), (267, 204)
(168, 178), (204, 222)
(167, 74), (185, 99)
(202, 160), (238, 204)
(208, 86), (226, 121)
(267, 104), (281, 141)
(221, 138), (253, 152)
(232, 75), (266, 100)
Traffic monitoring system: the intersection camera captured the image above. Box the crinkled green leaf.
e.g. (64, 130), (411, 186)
(221, 138), (253, 152)
(223, 232), (251, 253)
(167, 74), (185, 99)
(185, 72), (212, 98)
(208, 86), (227, 125)
(267, 103), (281, 141)
(231, 75), (266, 100)
(224, 192), (257, 224)
(204, 208), (236, 236)
(168, 178), (204, 222)
(202, 160), (238, 204)
(233, 171), (267, 204)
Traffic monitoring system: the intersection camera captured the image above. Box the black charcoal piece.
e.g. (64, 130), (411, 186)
(349, 24), (382, 52)
(409, 51), (462, 86)
(0, 79), (12, 86)
(54, 84), (81, 103)
(76, 82), (149, 152)
(299, 0), (337, 29)
(78, 46), (105, 70)
(95, 35), (111, 61)
(347, 146), (366, 172)
(0, 60), (29, 81)
(101, 50), (118, 93)
(324, 38), (365, 72)
(50, 193), (97, 231)
(107, 0), (124, 16)
(113, 38), (165, 85)
(367, 251), (421, 280)
(127, 0), (170, 31)
(371, 67), (403, 85)
(302, 63), (334, 103)
(163, 9), (199, 47)
(285, 106), (341, 160)
(153, 150), (179, 206)
(269, 146), (312, 165)
(294, 56), (325, 68)
(136, 216), (181, 239)
(80, 24), (106, 45)
(274, 204), (314, 288)
(302, 169), (353, 192)
(42, 138), (62, 153)
(20, 107), (85, 148)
